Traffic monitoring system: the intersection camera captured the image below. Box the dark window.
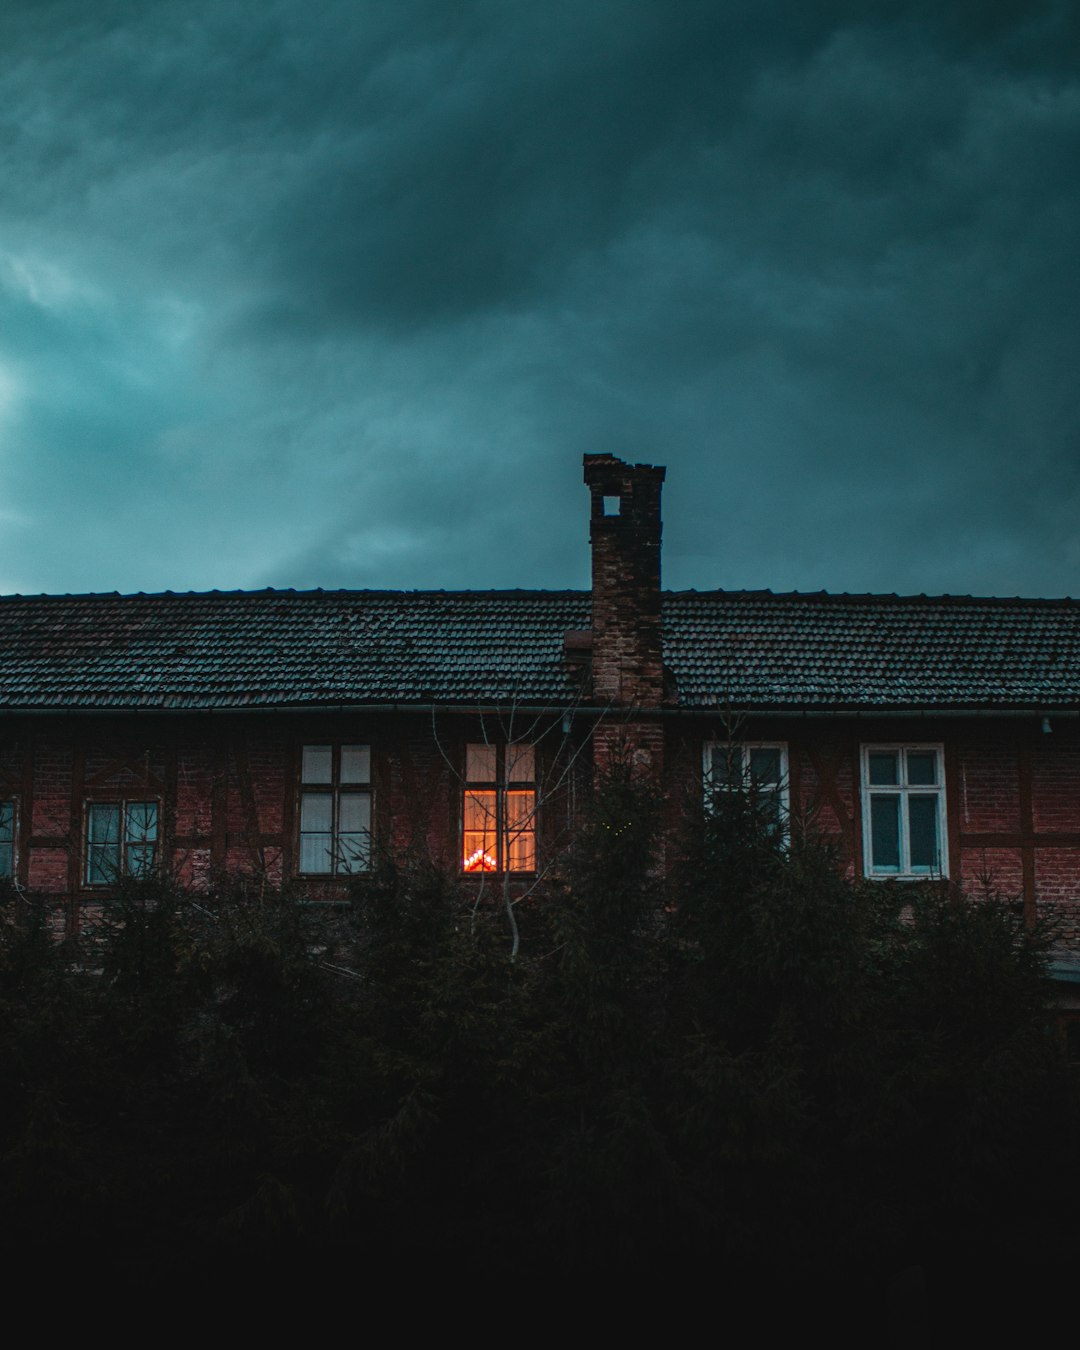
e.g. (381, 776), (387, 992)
(861, 746), (946, 878)
(298, 744), (371, 875)
(0, 801), (14, 878)
(86, 801), (158, 885)
(704, 742), (789, 837)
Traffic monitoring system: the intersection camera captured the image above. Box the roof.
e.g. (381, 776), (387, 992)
(1, 586), (1080, 713)
(667, 590), (1080, 710)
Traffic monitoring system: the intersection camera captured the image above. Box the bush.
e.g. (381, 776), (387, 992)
(0, 775), (1076, 1301)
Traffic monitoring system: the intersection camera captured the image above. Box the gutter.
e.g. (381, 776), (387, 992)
(0, 703), (1077, 719)
(0, 702), (583, 718)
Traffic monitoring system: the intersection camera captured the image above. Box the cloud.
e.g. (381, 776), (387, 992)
(0, 0), (1077, 597)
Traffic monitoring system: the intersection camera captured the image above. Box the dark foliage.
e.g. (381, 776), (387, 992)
(0, 776), (1077, 1319)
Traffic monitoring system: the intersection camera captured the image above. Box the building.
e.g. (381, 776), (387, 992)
(3, 454), (1080, 990)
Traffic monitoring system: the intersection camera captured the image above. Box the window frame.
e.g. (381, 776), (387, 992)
(0, 798), (16, 880)
(297, 743), (373, 877)
(84, 798), (160, 887)
(462, 741), (537, 876)
(703, 741), (790, 838)
(859, 743), (948, 880)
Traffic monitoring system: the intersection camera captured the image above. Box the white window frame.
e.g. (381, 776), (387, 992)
(860, 744), (948, 880)
(703, 741), (790, 838)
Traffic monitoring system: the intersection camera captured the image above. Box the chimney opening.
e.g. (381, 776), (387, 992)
(602, 494), (621, 517)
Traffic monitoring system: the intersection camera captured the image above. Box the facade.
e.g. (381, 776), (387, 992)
(3, 454), (1080, 986)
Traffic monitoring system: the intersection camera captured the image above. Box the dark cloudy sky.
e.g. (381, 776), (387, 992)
(1, 1), (1078, 599)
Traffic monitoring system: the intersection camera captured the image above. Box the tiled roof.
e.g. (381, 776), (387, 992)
(0, 590), (590, 710)
(665, 591), (1080, 709)
(1, 587), (1079, 713)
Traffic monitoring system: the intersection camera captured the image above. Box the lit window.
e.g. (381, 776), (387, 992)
(0, 801), (14, 878)
(298, 744), (372, 875)
(860, 745), (947, 878)
(463, 742), (536, 874)
(704, 742), (789, 836)
(86, 801), (158, 885)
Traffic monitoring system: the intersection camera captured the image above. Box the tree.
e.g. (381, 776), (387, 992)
(1, 768), (1077, 1312)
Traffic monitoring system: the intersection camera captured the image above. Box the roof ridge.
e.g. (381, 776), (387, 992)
(3, 587), (1078, 606)
(666, 589), (1080, 606)
(0, 587), (593, 603)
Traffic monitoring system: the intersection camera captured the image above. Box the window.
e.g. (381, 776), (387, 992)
(704, 742), (789, 836)
(0, 801), (14, 878)
(462, 742), (536, 873)
(860, 745), (947, 878)
(298, 744), (371, 875)
(85, 801), (158, 885)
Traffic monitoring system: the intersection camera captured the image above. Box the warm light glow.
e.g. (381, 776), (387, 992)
(462, 757), (536, 874)
(463, 848), (498, 872)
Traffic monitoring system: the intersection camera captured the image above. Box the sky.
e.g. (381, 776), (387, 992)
(1, 0), (1078, 599)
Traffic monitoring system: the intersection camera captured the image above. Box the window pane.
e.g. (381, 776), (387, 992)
(870, 795), (900, 872)
(709, 745), (742, 788)
(463, 790), (496, 833)
(508, 792), (537, 870)
(300, 792), (333, 832)
(339, 792), (371, 835)
(908, 795), (939, 871)
(906, 751), (937, 786)
(337, 834), (370, 873)
(126, 802), (158, 842)
(340, 745), (370, 784)
(507, 830), (535, 872)
(0, 805), (13, 877)
(301, 745), (333, 783)
(507, 744), (535, 783)
(88, 842), (120, 885)
(506, 790), (535, 831)
(463, 789), (497, 871)
(763, 787), (785, 837)
(88, 804), (120, 844)
(300, 833), (333, 873)
(466, 744), (497, 783)
(749, 747), (782, 784)
(463, 837), (498, 871)
(127, 843), (155, 878)
(868, 753), (898, 786)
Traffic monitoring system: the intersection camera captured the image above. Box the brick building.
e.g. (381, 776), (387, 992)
(3, 454), (1080, 1000)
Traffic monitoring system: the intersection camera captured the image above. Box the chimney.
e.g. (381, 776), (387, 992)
(583, 453), (666, 708)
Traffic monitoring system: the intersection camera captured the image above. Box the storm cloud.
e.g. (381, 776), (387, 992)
(1, 0), (1077, 597)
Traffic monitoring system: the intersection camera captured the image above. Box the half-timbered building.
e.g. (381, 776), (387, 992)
(3, 454), (1080, 1012)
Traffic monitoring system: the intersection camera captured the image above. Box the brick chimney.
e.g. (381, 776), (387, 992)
(583, 453), (666, 709)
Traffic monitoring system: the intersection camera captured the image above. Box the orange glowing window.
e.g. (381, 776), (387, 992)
(462, 742), (536, 874)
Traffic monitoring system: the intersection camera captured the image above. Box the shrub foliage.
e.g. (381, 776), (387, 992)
(0, 770), (1077, 1287)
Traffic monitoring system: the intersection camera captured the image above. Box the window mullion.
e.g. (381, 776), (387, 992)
(497, 743), (505, 872)
(332, 786), (340, 875)
(497, 783), (505, 873)
(898, 786), (910, 875)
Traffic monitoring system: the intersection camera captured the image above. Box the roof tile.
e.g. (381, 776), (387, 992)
(1, 588), (1079, 712)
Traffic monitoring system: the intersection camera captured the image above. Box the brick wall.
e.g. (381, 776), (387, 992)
(583, 454), (666, 710)
(671, 716), (1080, 944)
(0, 710), (584, 926)
(6, 710), (1080, 945)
